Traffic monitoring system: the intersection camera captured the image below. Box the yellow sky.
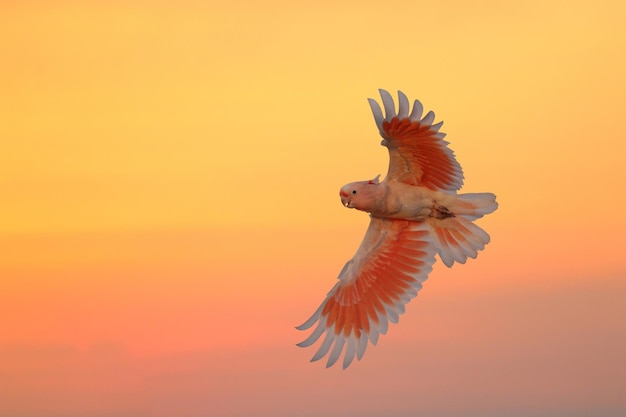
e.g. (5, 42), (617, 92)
(2, 0), (624, 236)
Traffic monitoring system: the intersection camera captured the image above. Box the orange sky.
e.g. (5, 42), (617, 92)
(1, 1), (625, 416)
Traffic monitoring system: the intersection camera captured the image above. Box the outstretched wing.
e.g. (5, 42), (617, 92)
(296, 217), (436, 369)
(368, 89), (464, 191)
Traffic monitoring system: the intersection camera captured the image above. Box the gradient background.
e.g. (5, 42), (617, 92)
(1, 1), (625, 416)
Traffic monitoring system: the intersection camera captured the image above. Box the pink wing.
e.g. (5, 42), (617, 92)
(296, 217), (436, 369)
(368, 89), (464, 191)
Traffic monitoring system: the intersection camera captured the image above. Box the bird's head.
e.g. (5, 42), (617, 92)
(339, 175), (381, 212)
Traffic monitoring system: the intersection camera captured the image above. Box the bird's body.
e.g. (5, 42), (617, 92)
(297, 90), (498, 369)
(340, 179), (485, 222)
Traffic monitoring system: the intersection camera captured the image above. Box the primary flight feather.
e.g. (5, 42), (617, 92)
(296, 89), (498, 369)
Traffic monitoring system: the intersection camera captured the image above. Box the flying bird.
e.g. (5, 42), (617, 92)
(297, 89), (498, 369)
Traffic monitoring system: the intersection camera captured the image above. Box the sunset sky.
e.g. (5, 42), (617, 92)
(1, 1), (625, 416)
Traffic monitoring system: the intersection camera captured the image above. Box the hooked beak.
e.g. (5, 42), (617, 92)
(339, 190), (352, 208)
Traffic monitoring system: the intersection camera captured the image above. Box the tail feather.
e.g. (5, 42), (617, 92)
(450, 192), (498, 220)
(427, 216), (491, 267)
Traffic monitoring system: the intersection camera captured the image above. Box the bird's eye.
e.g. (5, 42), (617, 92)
(352, 190), (357, 195)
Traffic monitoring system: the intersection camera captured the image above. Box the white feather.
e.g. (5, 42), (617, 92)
(397, 90), (410, 119)
(417, 266), (432, 281)
(437, 240), (455, 267)
(447, 237), (467, 264)
(295, 301), (324, 330)
(296, 320), (325, 347)
(356, 332), (368, 360)
(430, 121), (443, 132)
(342, 336), (357, 369)
(421, 110), (435, 126)
(369, 323), (380, 345)
(385, 303), (399, 324)
(377, 310), (389, 335)
(409, 99), (423, 121)
(367, 98), (384, 130)
(326, 335), (345, 368)
(311, 329), (335, 362)
(450, 228), (479, 259)
(379, 89), (396, 121)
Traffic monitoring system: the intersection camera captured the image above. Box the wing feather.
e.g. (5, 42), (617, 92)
(409, 99), (423, 121)
(397, 90), (410, 119)
(297, 217), (436, 369)
(368, 89), (464, 191)
(379, 89), (396, 122)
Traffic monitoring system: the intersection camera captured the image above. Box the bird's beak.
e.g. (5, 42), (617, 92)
(341, 197), (354, 208)
(339, 191), (352, 208)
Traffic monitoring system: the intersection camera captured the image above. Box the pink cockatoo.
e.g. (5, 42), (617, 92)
(297, 89), (498, 369)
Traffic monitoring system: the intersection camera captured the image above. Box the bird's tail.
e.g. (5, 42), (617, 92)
(445, 192), (498, 220)
(427, 192), (497, 267)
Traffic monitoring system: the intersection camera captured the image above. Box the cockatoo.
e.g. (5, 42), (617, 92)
(297, 89), (498, 369)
